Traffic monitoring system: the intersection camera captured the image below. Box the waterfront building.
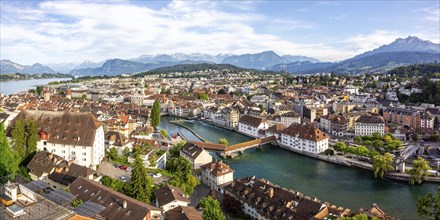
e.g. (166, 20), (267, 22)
(9, 110), (105, 168)
(70, 177), (161, 219)
(280, 123), (329, 154)
(200, 161), (234, 193)
(180, 142), (213, 170)
(154, 186), (190, 213)
(224, 107), (240, 128)
(354, 115), (386, 136)
(224, 176), (349, 220)
(238, 115), (269, 137)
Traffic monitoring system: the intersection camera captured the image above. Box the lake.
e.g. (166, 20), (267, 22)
(0, 78), (72, 95)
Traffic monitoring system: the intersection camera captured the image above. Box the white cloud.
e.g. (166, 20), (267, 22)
(1, 1), (435, 65)
(344, 30), (403, 54)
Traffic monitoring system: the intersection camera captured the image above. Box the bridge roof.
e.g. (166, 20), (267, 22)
(187, 141), (227, 151)
(226, 136), (276, 152)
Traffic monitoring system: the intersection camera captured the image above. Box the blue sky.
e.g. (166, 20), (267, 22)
(1, 0), (438, 64)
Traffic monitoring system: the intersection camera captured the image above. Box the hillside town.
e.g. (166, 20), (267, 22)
(0, 65), (439, 220)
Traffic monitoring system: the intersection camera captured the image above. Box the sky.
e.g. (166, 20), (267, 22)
(1, 0), (439, 65)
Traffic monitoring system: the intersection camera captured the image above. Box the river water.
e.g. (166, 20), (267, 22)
(0, 78), (72, 95)
(159, 116), (438, 219)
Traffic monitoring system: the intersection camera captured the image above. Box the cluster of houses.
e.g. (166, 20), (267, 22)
(1, 72), (438, 219)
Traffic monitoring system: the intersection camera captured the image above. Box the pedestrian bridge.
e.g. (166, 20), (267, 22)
(187, 136), (277, 157)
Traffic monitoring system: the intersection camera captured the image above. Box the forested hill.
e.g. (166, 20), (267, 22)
(135, 63), (271, 76)
(388, 63), (440, 77)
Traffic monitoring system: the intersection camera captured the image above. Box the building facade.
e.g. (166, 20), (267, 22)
(280, 123), (329, 154)
(10, 110), (105, 168)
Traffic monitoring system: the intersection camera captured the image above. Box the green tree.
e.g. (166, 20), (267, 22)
(372, 132), (382, 140)
(199, 196), (225, 220)
(160, 129), (168, 138)
(166, 156), (199, 195)
(129, 155), (154, 203)
(0, 123), (20, 176)
(333, 142), (346, 152)
(354, 146), (370, 157)
(150, 100), (161, 128)
(169, 141), (186, 158)
(81, 94), (87, 100)
(218, 138), (228, 146)
(25, 119), (38, 156)
(409, 157), (431, 185)
(101, 175), (129, 194)
(107, 147), (120, 161)
(363, 140), (372, 146)
(413, 133), (420, 142)
(354, 136), (362, 144)
(11, 118), (26, 159)
(372, 152), (394, 179)
(71, 198), (83, 208)
(416, 187), (440, 220)
(340, 214), (379, 220)
(196, 93), (209, 100)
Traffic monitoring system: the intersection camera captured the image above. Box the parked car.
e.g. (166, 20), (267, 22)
(120, 165), (127, 170)
(113, 164), (121, 168)
(126, 167), (132, 172)
(119, 176), (127, 182)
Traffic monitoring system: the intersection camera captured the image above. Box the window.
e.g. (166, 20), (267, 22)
(82, 158), (86, 161)
(72, 151), (76, 155)
(43, 141), (47, 146)
(82, 153), (86, 156)
(61, 150), (65, 153)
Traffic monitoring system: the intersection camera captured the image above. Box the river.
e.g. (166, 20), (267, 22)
(0, 78), (72, 95)
(159, 116), (438, 219)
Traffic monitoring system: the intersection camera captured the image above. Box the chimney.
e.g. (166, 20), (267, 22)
(5, 182), (18, 202)
(268, 187), (274, 198)
(123, 200), (127, 209)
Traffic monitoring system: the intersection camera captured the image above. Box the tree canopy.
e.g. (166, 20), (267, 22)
(199, 196), (225, 220)
(409, 157), (431, 185)
(150, 100), (161, 128)
(0, 123), (20, 176)
(416, 186), (440, 220)
(372, 152), (394, 179)
(129, 155), (154, 203)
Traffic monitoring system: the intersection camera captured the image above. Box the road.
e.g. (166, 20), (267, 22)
(190, 183), (210, 206)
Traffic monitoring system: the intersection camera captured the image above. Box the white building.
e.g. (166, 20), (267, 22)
(279, 123), (329, 154)
(280, 112), (301, 127)
(154, 186), (190, 213)
(180, 142), (213, 170)
(344, 85), (359, 94)
(354, 115), (386, 136)
(238, 115), (269, 137)
(200, 161), (234, 193)
(10, 110), (105, 169)
(420, 112), (435, 129)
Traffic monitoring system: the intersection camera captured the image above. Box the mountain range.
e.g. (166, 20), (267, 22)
(1, 36), (438, 75)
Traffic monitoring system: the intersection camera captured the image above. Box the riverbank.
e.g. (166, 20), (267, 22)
(158, 115), (438, 219)
(166, 116), (440, 184)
